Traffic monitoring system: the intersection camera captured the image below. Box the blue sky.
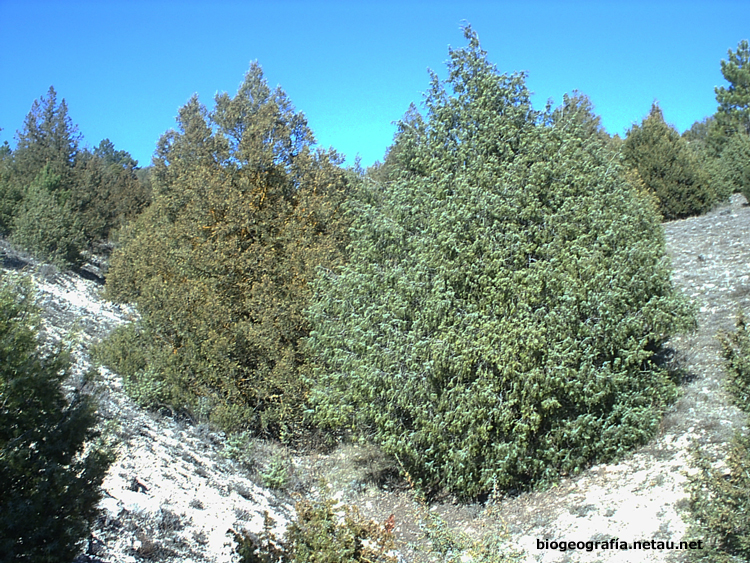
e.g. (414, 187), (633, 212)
(1, 1), (748, 168)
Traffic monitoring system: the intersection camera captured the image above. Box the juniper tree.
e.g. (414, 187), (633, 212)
(2, 89), (146, 264)
(105, 64), (350, 436)
(623, 103), (716, 220)
(70, 139), (150, 243)
(12, 86), (80, 190)
(306, 27), (694, 497)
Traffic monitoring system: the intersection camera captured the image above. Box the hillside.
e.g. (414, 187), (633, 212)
(2, 194), (749, 563)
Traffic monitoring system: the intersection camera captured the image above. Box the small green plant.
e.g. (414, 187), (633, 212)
(686, 433), (750, 562)
(721, 312), (750, 409)
(231, 499), (397, 563)
(402, 465), (524, 563)
(418, 508), (524, 563)
(685, 311), (750, 561)
(260, 453), (290, 490)
(224, 430), (256, 467)
(91, 322), (172, 410)
(123, 366), (170, 409)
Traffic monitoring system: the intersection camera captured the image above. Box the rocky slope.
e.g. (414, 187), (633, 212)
(3, 193), (749, 563)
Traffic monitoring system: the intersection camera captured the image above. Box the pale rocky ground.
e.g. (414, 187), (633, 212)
(3, 193), (749, 562)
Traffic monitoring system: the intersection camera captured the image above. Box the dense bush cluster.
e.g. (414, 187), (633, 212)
(0, 273), (113, 562)
(686, 314), (750, 562)
(0, 87), (150, 267)
(102, 65), (350, 437)
(306, 28), (695, 497)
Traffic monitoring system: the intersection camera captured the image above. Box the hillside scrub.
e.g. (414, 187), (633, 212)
(686, 313), (750, 562)
(306, 27), (695, 498)
(103, 64), (350, 437)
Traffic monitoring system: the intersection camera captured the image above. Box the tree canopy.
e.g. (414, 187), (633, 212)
(0, 88), (150, 267)
(715, 39), (750, 139)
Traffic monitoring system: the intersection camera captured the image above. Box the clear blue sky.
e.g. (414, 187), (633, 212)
(1, 1), (748, 168)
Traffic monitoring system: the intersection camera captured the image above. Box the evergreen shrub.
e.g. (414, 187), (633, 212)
(721, 312), (750, 408)
(231, 501), (397, 563)
(104, 64), (350, 437)
(70, 139), (152, 244)
(0, 273), (113, 562)
(719, 133), (750, 203)
(91, 322), (173, 410)
(623, 103), (717, 220)
(306, 27), (695, 497)
(10, 166), (86, 267)
(686, 433), (750, 563)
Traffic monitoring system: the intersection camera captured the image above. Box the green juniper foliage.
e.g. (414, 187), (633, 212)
(721, 312), (750, 408)
(682, 40), (750, 203)
(306, 27), (695, 497)
(104, 63), (350, 437)
(0, 273), (113, 563)
(623, 103), (717, 220)
(686, 432), (750, 563)
(719, 132), (750, 202)
(70, 139), (151, 244)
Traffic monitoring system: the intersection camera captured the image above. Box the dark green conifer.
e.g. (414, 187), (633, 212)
(11, 87), (80, 190)
(715, 40), (750, 142)
(10, 166), (86, 267)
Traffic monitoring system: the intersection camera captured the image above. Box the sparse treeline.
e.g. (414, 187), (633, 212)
(3, 28), (750, 563)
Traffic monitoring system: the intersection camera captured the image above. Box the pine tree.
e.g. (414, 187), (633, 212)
(306, 27), (694, 497)
(12, 86), (80, 191)
(0, 274), (113, 562)
(715, 40), (750, 140)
